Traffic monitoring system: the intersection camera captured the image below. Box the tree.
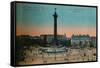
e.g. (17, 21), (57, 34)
(89, 41), (94, 47)
(66, 40), (71, 47)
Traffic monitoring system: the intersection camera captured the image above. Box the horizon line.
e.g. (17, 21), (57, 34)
(16, 34), (96, 38)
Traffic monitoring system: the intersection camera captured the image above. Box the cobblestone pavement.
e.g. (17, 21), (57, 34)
(18, 47), (97, 65)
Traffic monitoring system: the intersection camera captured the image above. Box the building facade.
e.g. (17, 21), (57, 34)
(40, 34), (67, 45)
(71, 34), (91, 47)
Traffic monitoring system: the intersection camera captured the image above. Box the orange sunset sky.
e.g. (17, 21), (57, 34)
(16, 3), (97, 37)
